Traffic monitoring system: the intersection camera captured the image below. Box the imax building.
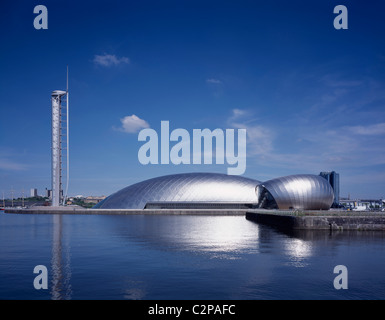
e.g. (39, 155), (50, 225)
(94, 172), (336, 211)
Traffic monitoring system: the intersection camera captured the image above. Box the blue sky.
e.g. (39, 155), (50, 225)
(1, 0), (385, 199)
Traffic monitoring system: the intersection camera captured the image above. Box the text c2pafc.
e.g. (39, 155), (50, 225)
(137, 121), (247, 175)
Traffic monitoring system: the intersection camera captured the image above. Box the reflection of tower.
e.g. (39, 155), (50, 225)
(51, 215), (72, 300)
(51, 69), (69, 206)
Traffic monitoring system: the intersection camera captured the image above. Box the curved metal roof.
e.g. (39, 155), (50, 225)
(95, 172), (261, 209)
(257, 174), (334, 210)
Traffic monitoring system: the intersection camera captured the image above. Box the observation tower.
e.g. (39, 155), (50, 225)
(51, 69), (69, 206)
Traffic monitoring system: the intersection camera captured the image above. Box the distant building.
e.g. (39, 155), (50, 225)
(45, 188), (52, 199)
(84, 196), (106, 204)
(319, 171), (340, 207)
(339, 199), (383, 211)
(30, 188), (38, 197)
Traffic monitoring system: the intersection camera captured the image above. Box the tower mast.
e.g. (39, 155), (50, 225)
(63, 66), (69, 205)
(51, 68), (69, 206)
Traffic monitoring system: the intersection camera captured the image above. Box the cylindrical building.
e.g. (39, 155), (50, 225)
(256, 174), (334, 210)
(51, 90), (66, 207)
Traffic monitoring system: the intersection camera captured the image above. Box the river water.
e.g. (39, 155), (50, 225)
(1, 211), (385, 300)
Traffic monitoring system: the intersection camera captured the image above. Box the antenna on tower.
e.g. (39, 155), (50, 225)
(63, 66), (70, 205)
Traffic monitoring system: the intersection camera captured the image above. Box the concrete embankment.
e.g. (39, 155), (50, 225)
(3, 206), (247, 215)
(4, 207), (385, 231)
(246, 209), (385, 231)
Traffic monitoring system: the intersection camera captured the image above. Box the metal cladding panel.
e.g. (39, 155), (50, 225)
(260, 174), (334, 210)
(95, 173), (261, 209)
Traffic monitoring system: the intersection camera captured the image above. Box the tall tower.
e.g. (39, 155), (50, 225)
(51, 70), (69, 206)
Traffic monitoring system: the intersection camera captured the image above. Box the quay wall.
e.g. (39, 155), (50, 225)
(3, 207), (247, 215)
(246, 210), (385, 231)
(4, 207), (385, 231)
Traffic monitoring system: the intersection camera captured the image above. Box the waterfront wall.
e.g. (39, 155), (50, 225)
(246, 210), (385, 231)
(3, 207), (247, 215)
(4, 207), (385, 231)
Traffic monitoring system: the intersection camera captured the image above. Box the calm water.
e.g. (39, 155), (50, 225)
(1, 211), (385, 300)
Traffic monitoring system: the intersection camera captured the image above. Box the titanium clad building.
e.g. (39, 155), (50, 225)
(94, 173), (261, 209)
(94, 172), (335, 210)
(256, 174), (334, 210)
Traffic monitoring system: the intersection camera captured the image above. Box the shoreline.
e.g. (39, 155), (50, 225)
(246, 209), (385, 231)
(4, 206), (385, 231)
(3, 206), (248, 215)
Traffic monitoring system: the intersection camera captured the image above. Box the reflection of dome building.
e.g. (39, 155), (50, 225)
(256, 174), (334, 210)
(94, 172), (334, 210)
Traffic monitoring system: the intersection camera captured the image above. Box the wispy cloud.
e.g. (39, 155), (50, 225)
(227, 109), (274, 157)
(346, 123), (385, 136)
(206, 78), (224, 97)
(93, 54), (130, 67)
(229, 108), (247, 119)
(320, 74), (363, 88)
(0, 158), (28, 171)
(115, 115), (150, 133)
(226, 107), (385, 175)
(257, 123), (385, 171)
(206, 78), (222, 84)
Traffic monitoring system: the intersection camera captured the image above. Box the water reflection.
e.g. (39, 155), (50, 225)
(104, 215), (261, 259)
(102, 215), (324, 264)
(176, 215), (260, 257)
(104, 215), (339, 265)
(123, 280), (147, 300)
(51, 215), (72, 300)
(284, 238), (313, 267)
(44, 214), (385, 299)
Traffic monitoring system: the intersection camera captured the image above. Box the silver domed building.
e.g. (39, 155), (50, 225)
(94, 172), (334, 210)
(256, 174), (334, 210)
(94, 172), (261, 209)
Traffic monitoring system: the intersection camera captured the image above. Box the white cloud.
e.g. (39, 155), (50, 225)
(0, 158), (28, 171)
(346, 123), (385, 136)
(230, 108), (247, 119)
(227, 108), (274, 157)
(225, 107), (385, 174)
(320, 74), (363, 88)
(93, 54), (130, 67)
(206, 78), (222, 84)
(206, 78), (225, 97)
(116, 115), (150, 133)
